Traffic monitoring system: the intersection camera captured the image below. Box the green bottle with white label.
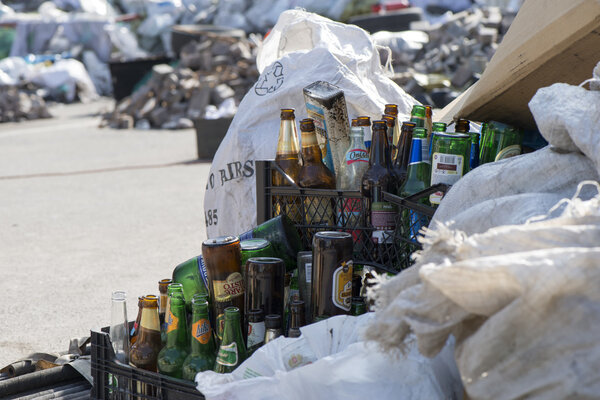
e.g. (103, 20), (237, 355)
(429, 132), (471, 206)
(214, 307), (247, 373)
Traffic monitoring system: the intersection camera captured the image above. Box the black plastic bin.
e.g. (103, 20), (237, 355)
(91, 328), (204, 400)
(109, 56), (172, 101)
(255, 160), (447, 274)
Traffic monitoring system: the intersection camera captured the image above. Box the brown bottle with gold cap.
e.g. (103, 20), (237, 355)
(130, 295), (144, 345)
(297, 118), (336, 230)
(130, 295), (162, 372)
(202, 236), (245, 343)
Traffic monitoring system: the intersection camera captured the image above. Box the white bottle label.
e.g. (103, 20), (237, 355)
(305, 263), (312, 283)
(430, 152), (464, 204)
(247, 321), (266, 348)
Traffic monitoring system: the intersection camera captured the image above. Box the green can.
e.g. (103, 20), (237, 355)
(479, 121), (524, 164)
(429, 133), (471, 205)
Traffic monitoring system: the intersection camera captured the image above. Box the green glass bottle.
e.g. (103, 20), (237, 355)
(432, 122), (447, 133)
(429, 132), (471, 206)
(172, 256), (209, 312)
(239, 215), (303, 272)
(410, 105), (430, 165)
(157, 294), (189, 378)
(241, 239), (274, 268)
(479, 120), (524, 164)
(214, 307), (247, 373)
(182, 295), (216, 381)
(350, 297), (367, 316)
(162, 283), (185, 344)
(399, 127), (431, 241)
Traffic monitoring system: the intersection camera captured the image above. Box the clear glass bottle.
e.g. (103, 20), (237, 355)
(264, 314), (283, 344)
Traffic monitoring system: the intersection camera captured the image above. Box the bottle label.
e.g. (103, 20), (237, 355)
(166, 309), (178, 334)
(337, 198), (362, 241)
(371, 202), (396, 230)
(247, 321), (266, 348)
(430, 152), (464, 205)
(192, 318), (211, 344)
(408, 210), (428, 241)
(332, 260), (353, 311)
(216, 342), (238, 367)
(213, 272), (244, 299)
(345, 149), (369, 165)
(408, 138), (425, 165)
(305, 262), (312, 283)
(495, 144), (521, 161)
(197, 256), (209, 290)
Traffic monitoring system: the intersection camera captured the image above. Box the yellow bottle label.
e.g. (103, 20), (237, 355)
(332, 260), (353, 311)
(166, 309), (178, 334)
(192, 318), (211, 344)
(213, 272), (244, 298)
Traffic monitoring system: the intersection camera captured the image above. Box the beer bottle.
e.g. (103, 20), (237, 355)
(410, 105), (430, 165)
(455, 118), (470, 134)
(239, 214), (302, 272)
(297, 251), (313, 323)
(163, 283), (184, 344)
(172, 256), (209, 312)
(399, 128), (431, 241)
(361, 121), (396, 236)
(264, 314), (283, 344)
(244, 257), (285, 330)
(214, 307), (247, 373)
(214, 294), (233, 348)
(425, 105), (433, 143)
(130, 295), (144, 345)
(202, 236), (245, 340)
(246, 309), (265, 355)
(241, 239), (274, 270)
(158, 279), (171, 341)
(429, 131), (471, 206)
(479, 120), (523, 164)
(350, 297), (367, 316)
(288, 300), (306, 338)
(311, 231), (353, 321)
(384, 104), (401, 160)
(429, 122), (447, 160)
(182, 295), (216, 381)
(357, 116), (372, 150)
(297, 118), (336, 230)
(158, 294), (189, 378)
(391, 121), (416, 195)
(130, 295), (162, 372)
(382, 114), (396, 168)
(351, 118), (358, 127)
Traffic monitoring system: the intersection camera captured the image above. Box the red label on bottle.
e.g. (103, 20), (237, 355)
(213, 272), (244, 298)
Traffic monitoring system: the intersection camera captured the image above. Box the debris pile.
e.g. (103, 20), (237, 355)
(0, 83), (51, 122)
(102, 35), (259, 129)
(377, 6), (516, 108)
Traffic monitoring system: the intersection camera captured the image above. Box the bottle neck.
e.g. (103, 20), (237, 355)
(369, 128), (388, 167)
(138, 306), (160, 343)
(300, 130), (323, 163)
(348, 128), (365, 149)
(190, 308), (215, 355)
(165, 301), (188, 348)
(277, 119), (300, 156)
(221, 314), (243, 347)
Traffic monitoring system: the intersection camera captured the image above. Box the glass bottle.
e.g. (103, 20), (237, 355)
(202, 236), (245, 340)
(350, 297), (367, 316)
(110, 291), (130, 364)
(384, 104), (401, 160)
(172, 256), (209, 312)
(241, 239), (274, 273)
(357, 116), (372, 151)
(246, 309), (265, 355)
(158, 279), (171, 343)
(381, 114), (396, 168)
(130, 295), (144, 345)
(425, 105), (433, 144)
(214, 307), (247, 373)
(130, 295), (162, 372)
(399, 128), (431, 242)
(163, 283), (184, 345)
(297, 251), (313, 323)
(214, 294), (233, 348)
(264, 314), (283, 344)
(429, 132), (471, 206)
(239, 214), (303, 272)
(244, 257), (285, 333)
(429, 122), (447, 160)
(158, 293), (189, 378)
(361, 121), (396, 238)
(392, 121), (416, 195)
(182, 295), (216, 381)
(454, 118), (470, 134)
(297, 118), (336, 230)
(288, 300), (306, 338)
(479, 120), (524, 164)
(410, 105), (430, 165)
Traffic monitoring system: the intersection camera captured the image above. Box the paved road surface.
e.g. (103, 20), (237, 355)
(0, 99), (211, 367)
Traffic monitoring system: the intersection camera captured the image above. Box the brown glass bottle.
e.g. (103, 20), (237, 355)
(273, 108), (302, 222)
(158, 279), (171, 342)
(391, 121), (416, 193)
(298, 118), (336, 189)
(382, 114), (397, 169)
(288, 300), (306, 338)
(244, 257), (285, 333)
(455, 118), (470, 134)
(202, 236), (245, 343)
(311, 231), (353, 321)
(130, 295), (144, 345)
(130, 295), (162, 372)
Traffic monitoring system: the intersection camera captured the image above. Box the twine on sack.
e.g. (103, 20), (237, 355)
(375, 44), (394, 77)
(525, 180), (600, 224)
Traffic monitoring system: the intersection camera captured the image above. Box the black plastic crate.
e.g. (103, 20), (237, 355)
(255, 160), (447, 274)
(91, 328), (204, 400)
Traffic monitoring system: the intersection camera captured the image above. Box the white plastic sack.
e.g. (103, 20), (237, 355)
(367, 182), (600, 399)
(196, 314), (463, 400)
(204, 9), (416, 237)
(29, 59), (98, 103)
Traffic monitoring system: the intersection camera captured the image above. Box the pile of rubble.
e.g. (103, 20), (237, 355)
(381, 6), (516, 108)
(0, 83), (51, 122)
(103, 35), (259, 129)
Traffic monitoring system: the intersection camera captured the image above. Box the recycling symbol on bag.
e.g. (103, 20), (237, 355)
(255, 62), (284, 96)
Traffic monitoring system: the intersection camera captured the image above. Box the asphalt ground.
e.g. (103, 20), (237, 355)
(0, 99), (210, 367)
